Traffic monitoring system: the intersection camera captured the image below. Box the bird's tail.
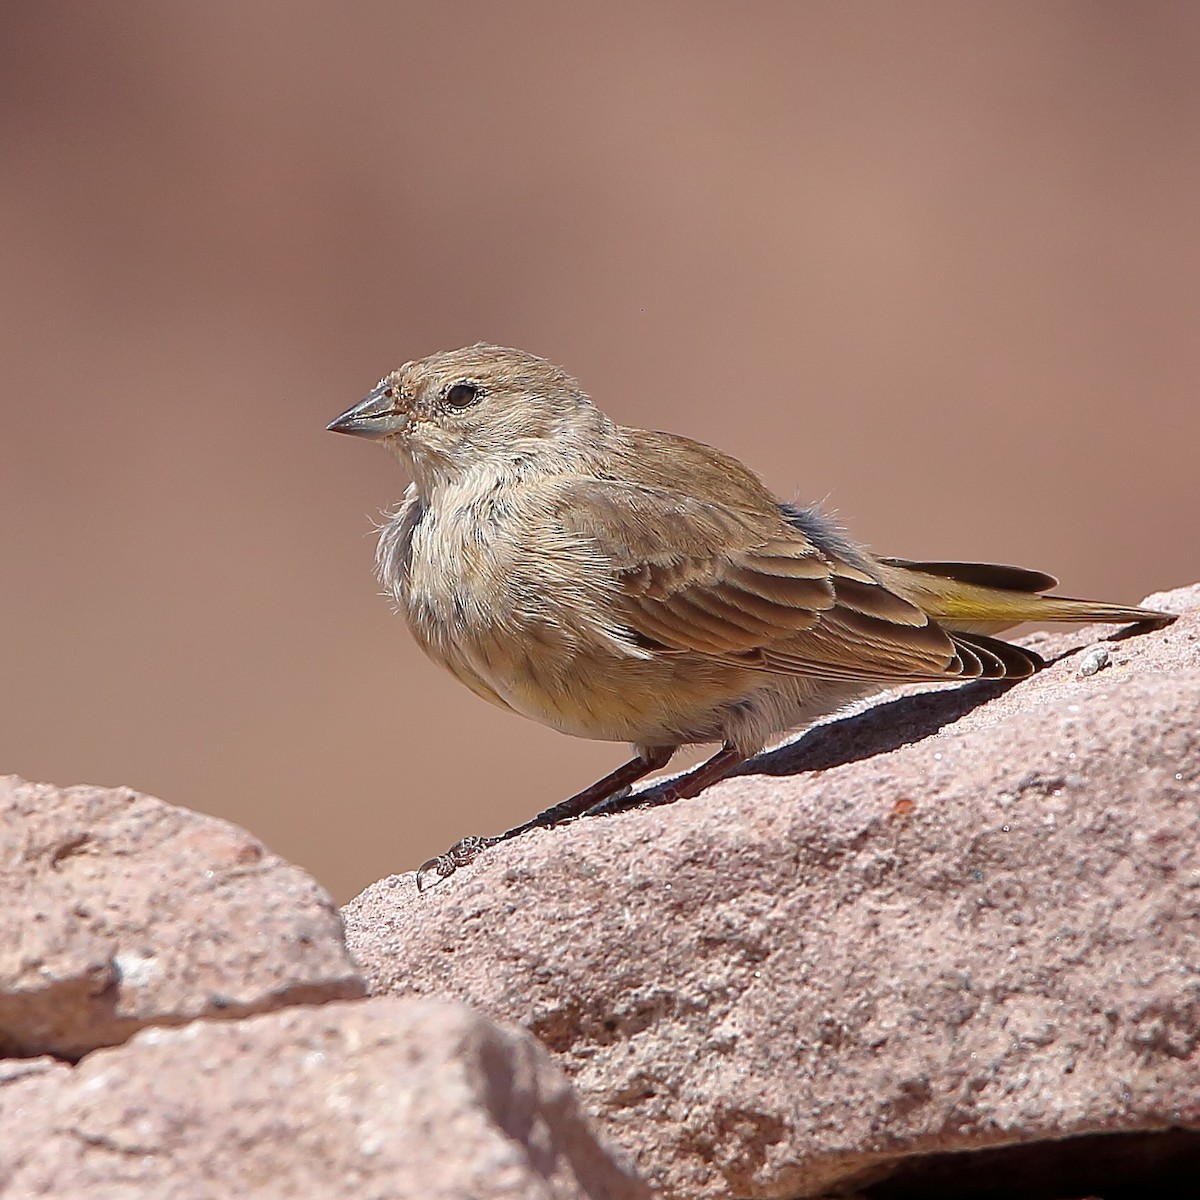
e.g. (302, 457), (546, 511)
(878, 558), (1175, 635)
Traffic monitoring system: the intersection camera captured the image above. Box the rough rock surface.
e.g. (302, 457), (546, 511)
(344, 585), (1200, 1199)
(0, 996), (648, 1200)
(1, 777), (365, 1058)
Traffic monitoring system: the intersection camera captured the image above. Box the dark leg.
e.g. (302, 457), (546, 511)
(588, 743), (745, 816)
(415, 746), (675, 891)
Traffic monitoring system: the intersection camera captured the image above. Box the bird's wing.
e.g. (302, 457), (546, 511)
(554, 478), (1012, 683)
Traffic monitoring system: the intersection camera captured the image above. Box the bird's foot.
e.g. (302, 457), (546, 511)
(415, 835), (496, 892)
(587, 781), (681, 816)
(579, 783), (633, 817)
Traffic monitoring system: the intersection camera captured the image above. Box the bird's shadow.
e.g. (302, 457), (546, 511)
(620, 638), (1110, 804)
(731, 677), (1016, 779)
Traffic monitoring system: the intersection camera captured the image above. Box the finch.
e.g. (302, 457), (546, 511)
(328, 344), (1172, 889)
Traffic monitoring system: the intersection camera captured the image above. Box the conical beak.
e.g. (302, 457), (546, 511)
(327, 385), (407, 439)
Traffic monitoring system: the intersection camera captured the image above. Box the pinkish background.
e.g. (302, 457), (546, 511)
(4, 2), (1197, 901)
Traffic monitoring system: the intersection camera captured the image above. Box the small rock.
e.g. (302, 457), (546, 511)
(1076, 645), (1110, 677)
(1, 777), (365, 1059)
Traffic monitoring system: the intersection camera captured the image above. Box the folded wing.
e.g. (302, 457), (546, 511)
(554, 479), (1040, 683)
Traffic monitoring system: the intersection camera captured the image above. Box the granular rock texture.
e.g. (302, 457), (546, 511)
(0, 777), (365, 1058)
(344, 585), (1200, 1198)
(0, 997), (648, 1200)
(3, 587), (1195, 1198)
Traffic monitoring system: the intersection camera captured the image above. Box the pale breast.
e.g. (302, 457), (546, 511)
(373, 487), (505, 711)
(377, 476), (688, 739)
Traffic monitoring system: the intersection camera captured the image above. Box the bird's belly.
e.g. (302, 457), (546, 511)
(500, 655), (727, 744)
(409, 610), (656, 741)
(406, 584), (745, 743)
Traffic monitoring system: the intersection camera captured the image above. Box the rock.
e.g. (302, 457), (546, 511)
(0, 996), (649, 1200)
(1, 778), (365, 1058)
(344, 584), (1200, 1198)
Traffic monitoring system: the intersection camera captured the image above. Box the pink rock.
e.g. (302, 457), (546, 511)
(0, 997), (649, 1199)
(1, 778), (364, 1058)
(345, 585), (1200, 1198)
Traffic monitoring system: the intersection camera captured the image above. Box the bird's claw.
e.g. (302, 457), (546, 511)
(415, 835), (492, 892)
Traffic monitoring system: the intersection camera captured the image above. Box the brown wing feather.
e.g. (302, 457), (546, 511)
(553, 475), (997, 685)
(953, 632), (1043, 677)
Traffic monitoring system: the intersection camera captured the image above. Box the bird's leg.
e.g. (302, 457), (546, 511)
(415, 747), (675, 891)
(590, 742), (746, 816)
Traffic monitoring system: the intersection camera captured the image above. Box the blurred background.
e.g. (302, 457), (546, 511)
(3, 2), (1197, 903)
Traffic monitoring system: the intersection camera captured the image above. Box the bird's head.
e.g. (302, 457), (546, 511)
(327, 344), (609, 493)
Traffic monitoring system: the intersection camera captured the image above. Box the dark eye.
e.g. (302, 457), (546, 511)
(444, 381), (482, 409)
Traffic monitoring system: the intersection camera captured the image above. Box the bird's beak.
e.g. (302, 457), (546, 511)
(327, 385), (408, 439)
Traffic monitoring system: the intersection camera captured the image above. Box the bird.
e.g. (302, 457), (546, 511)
(327, 344), (1173, 890)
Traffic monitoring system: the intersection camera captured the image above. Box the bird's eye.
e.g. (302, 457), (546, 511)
(444, 382), (482, 409)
